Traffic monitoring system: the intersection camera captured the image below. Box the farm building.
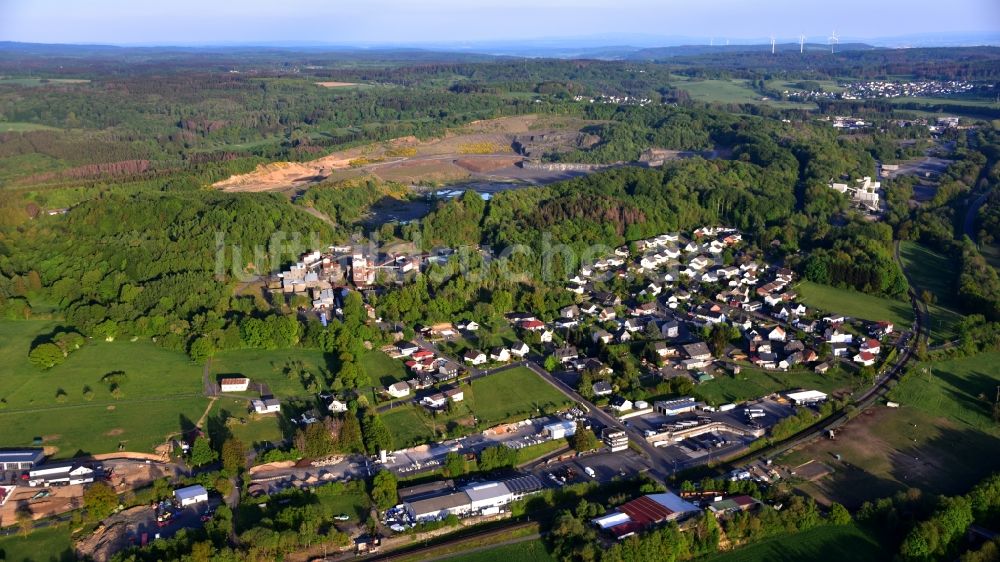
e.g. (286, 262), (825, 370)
(174, 485), (209, 507)
(0, 449), (45, 470)
(219, 377), (250, 392)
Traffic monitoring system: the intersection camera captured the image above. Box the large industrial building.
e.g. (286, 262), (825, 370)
(0, 449), (45, 471)
(403, 475), (543, 522)
(592, 492), (700, 540)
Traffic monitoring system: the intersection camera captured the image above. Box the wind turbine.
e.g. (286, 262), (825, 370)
(770, 35), (776, 55)
(799, 34), (806, 54)
(828, 30), (839, 54)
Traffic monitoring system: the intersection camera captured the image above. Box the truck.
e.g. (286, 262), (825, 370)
(719, 403), (737, 412)
(584, 467), (596, 478)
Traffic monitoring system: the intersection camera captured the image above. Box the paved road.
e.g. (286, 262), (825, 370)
(964, 186), (992, 239)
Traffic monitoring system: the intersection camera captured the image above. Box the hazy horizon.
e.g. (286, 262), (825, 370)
(2, 0), (998, 47)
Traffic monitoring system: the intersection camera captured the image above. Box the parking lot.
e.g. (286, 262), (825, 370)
(532, 449), (652, 487)
(620, 397), (797, 469)
(380, 415), (573, 476)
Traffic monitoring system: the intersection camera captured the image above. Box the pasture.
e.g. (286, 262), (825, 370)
(0, 525), (75, 562)
(677, 79), (815, 109)
(898, 241), (963, 342)
(0, 122), (60, 132)
(0, 320), (208, 457)
(783, 352), (1000, 507)
(445, 539), (555, 562)
(702, 524), (886, 562)
(796, 281), (914, 327)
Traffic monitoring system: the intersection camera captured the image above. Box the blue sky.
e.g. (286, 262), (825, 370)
(1, 0), (998, 46)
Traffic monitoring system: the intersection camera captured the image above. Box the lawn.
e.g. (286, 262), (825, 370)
(383, 405), (443, 449)
(383, 396), (477, 449)
(701, 524), (886, 562)
(468, 367), (573, 426)
(361, 349), (408, 388)
(782, 352), (1000, 507)
(0, 525), (75, 562)
(796, 281), (914, 327)
(693, 366), (857, 405)
(0, 319), (209, 457)
(899, 241), (963, 342)
(316, 485), (371, 521)
(445, 539), (555, 562)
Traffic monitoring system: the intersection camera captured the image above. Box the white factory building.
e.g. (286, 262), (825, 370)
(543, 419), (578, 440)
(404, 475), (543, 522)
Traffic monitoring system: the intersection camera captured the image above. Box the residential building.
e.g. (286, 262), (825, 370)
(251, 398), (281, 414)
(463, 350), (487, 365)
(387, 382), (411, 399)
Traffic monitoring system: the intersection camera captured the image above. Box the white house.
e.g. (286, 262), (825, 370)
(463, 350), (487, 365)
(387, 382), (411, 398)
(767, 326), (787, 342)
(610, 397), (633, 412)
(509, 341), (530, 358)
(490, 347), (511, 363)
(327, 399), (348, 413)
(854, 351), (877, 367)
(540, 329), (554, 343)
(252, 398), (281, 415)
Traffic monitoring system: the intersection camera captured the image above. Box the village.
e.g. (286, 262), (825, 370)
(0, 223), (908, 558)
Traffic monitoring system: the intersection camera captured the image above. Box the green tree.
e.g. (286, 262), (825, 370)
(362, 413), (392, 454)
(338, 413), (364, 453)
(444, 452), (467, 477)
(190, 436), (217, 467)
(828, 502), (852, 525)
(294, 422), (337, 458)
(83, 481), (119, 520)
(544, 355), (559, 372)
(188, 336), (215, 362)
(28, 343), (65, 369)
(221, 437), (246, 474)
(370, 470), (398, 511)
(569, 428), (599, 452)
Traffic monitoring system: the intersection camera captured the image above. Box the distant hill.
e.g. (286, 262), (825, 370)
(627, 42), (876, 60)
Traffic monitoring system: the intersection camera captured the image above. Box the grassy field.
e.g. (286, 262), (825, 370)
(361, 349), (408, 388)
(899, 242), (963, 343)
(0, 319), (209, 457)
(317, 486), (371, 520)
(678, 79), (815, 109)
(382, 368), (572, 448)
(701, 524), (886, 562)
(383, 405), (450, 449)
(764, 79), (846, 94)
(0, 524), (75, 562)
(782, 352), (1000, 507)
(0, 122), (61, 132)
(468, 367), (573, 426)
(694, 366), (857, 405)
(796, 281), (914, 327)
(444, 539), (555, 562)
(210, 348), (330, 398)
